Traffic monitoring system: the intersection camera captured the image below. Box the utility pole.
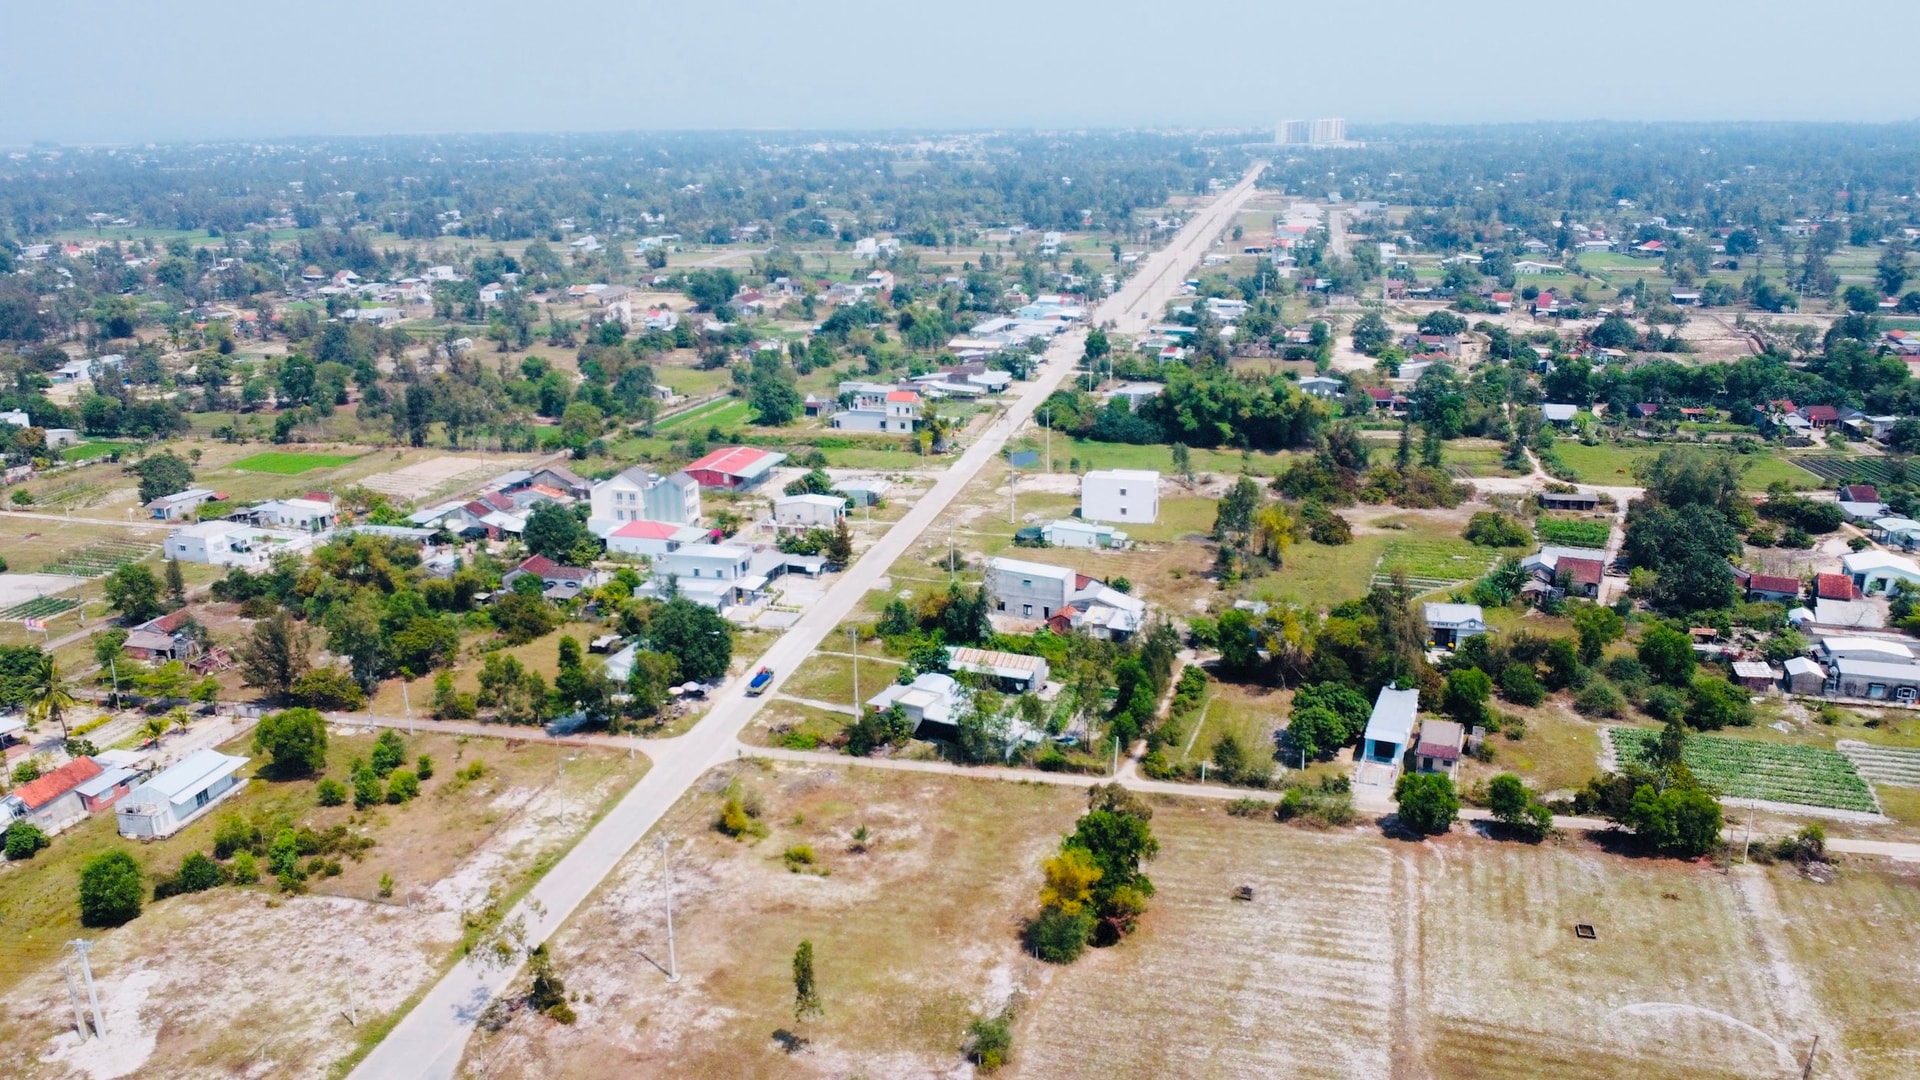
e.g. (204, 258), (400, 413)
(1802, 1035), (1819, 1079)
(1008, 465), (1016, 524)
(62, 964), (89, 1040)
(69, 940), (104, 1037)
(948, 529), (955, 584)
(848, 627), (859, 715)
(658, 834), (679, 983)
(1112, 736), (1120, 777)
(1043, 406), (1051, 474)
(345, 962), (358, 1027)
(400, 675), (413, 735)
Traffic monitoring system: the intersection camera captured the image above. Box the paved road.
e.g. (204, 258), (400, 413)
(349, 162), (1270, 1080)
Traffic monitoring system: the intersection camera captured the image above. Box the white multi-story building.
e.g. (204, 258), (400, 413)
(1080, 469), (1159, 524)
(165, 521), (269, 567)
(588, 468), (701, 536)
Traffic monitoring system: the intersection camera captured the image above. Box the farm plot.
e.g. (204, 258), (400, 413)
(1536, 516), (1612, 548)
(1836, 739), (1920, 787)
(1610, 728), (1878, 813)
(1794, 455), (1911, 488)
(228, 450), (361, 474)
(39, 538), (156, 578)
(0, 595), (77, 621)
(1371, 537), (1498, 592)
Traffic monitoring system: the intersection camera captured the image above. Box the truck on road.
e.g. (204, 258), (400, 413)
(746, 666), (774, 696)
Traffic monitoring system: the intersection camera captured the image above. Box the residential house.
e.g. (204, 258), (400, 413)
(1080, 469), (1159, 524)
(837, 478), (891, 507)
(1840, 499), (1889, 524)
(1556, 558), (1604, 599)
(1875, 517), (1920, 550)
(147, 487), (218, 521)
(1541, 403), (1579, 425)
(831, 389), (921, 434)
(1840, 484), (1881, 504)
(1799, 404), (1841, 429)
(1782, 656), (1826, 695)
(588, 467), (702, 535)
(1422, 603), (1486, 649)
(1731, 661), (1779, 692)
(1531, 292), (1559, 316)
(1361, 687), (1419, 768)
(684, 446), (786, 490)
(1816, 573), (1858, 602)
(773, 493), (846, 530)
(521, 465), (591, 501)
(116, 749), (249, 839)
(803, 394), (837, 419)
(165, 520), (268, 568)
(984, 556), (1144, 640)
(945, 646), (1049, 693)
(649, 543), (756, 610)
(1042, 519), (1126, 549)
(1414, 719), (1465, 777)
(1514, 260), (1563, 275)
(1746, 574), (1802, 604)
(74, 765), (139, 813)
(605, 520), (707, 559)
(1108, 383), (1163, 412)
(3, 757), (104, 834)
(1816, 636), (1915, 664)
(1842, 550), (1920, 595)
(235, 497), (335, 533)
(1538, 490), (1600, 512)
(1814, 598), (1886, 629)
(1828, 657), (1920, 702)
(501, 555), (594, 599)
(1298, 375), (1343, 398)
(1523, 545), (1609, 581)
(866, 673), (962, 741)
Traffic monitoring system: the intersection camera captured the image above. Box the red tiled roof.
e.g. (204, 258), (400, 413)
(885, 390), (920, 403)
(1841, 484), (1879, 502)
(516, 554), (589, 581)
(611, 520), (682, 540)
(1802, 405), (1840, 422)
(1816, 573), (1856, 601)
(1366, 387), (1394, 400)
(1748, 574), (1801, 596)
(687, 446), (776, 477)
(11, 757), (102, 810)
(1557, 558), (1604, 587)
(1074, 574), (1096, 590)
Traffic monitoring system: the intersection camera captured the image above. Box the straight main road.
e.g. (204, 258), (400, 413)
(350, 162), (1267, 1080)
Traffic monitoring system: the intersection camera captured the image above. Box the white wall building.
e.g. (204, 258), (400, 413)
(116, 749), (248, 839)
(1080, 469), (1159, 524)
(774, 493), (847, 530)
(165, 520), (269, 567)
(589, 468), (701, 536)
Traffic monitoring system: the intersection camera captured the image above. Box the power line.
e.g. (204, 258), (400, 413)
(68, 939), (104, 1037)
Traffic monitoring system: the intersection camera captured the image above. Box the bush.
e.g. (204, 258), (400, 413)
(288, 666), (367, 711)
(252, 707), (330, 777)
(415, 754), (434, 781)
(316, 778), (347, 806)
(385, 769), (420, 804)
(230, 851), (259, 885)
(212, 813), (257, 859)
(369, 730), (407, 777)
(175, 851), (228, 893)
(4, 820), (50, 860)
(966, 1011), (1015, 1071)
(1275, 776), (1355, 827)
(79, 850), (144, 927)
(1573, 679), (1626, 718)
(1392, 773), (1460, 836)
(782, 844), (817, 872)
(1497, 664), (1545, 706)
(1225, 797), (1273, 818)
(1024, 905), (1094, 964)
(1642, 685), (1686, 723)
(352, 769), (384, 810)
(1464, 511), (1531, 548)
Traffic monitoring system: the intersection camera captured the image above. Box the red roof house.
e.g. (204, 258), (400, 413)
(1816, 573), (1857, 601)
(1747, 574), (1802, 600)
(1556, 557), (1605, 597)
(9, 757), (104, 830)
(1841, 484), (1880, 503)
(1800, 405), (1840, 426)
(685, 446), (787, 489)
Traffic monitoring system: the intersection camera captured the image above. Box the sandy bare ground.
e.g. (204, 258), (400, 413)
(361, 455), (536, 501)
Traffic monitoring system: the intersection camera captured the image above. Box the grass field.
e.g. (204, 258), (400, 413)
(58, 441), (129, 462)
(1166, 678), (1287, 769)
(228, 450), (362, 474)
(1552, 442), (1818, 490)
(1536, 515), (1613, 547)
(1374, 536), (1500, 591)
(1610, 727), (1878, 813)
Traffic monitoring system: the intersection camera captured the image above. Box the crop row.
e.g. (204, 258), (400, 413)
(1609, 727), (1878, 813)
(1536, 517), (1611, 548)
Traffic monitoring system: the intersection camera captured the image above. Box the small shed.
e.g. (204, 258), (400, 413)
(1730, 660), (1778, 692)
(1422, 603), (1486, 649)
(1782, 656), (1825, 695)
(1414, 719), (1465, 777)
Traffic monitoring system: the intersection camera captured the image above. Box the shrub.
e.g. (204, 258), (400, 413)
(1392, 773), (1460, 836)
(1642, 685), (1686, 723)
(353, 769), (384, 810)
(377, 872), (395, 898)
(230, 851), (259, 885)
(369, 730), (407, 777)
(316, 778), (347, 806)
(1275, 776), (1355, 827)
(1573, 679), (1626, 718)
(1497, 664), (1545, 706)
(212, 814), (257, 859)
(1225, 798), (1273, 818)
(4, 820), (50, 860)
(78, 850), (144, 927)
(288, 666), (367, 711)
(385, 769), (420, 804)
(175, 851), (228, 893)
(252, 707), (329, 777)
(782, 844), (817, 872)
(1464, 511), (1530, 548)
(415, 754), (435, 781)
(1024, 905), (1094, 964)
(966, 1011), (1016, 1071)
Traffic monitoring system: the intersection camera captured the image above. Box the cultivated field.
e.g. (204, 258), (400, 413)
(228, 450), (363, 474)
(454, 764), (1893, 1079)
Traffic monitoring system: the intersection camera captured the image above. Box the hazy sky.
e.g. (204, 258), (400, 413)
(5, 0), (1915, 143)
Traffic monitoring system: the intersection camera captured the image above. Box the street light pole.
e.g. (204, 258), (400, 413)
(658, 835), (679, 983)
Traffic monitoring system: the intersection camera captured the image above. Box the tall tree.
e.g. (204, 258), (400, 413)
(792, 939), (823, 1027)
(25, 653), (76, 740)
(132, 451), (195, 503)
(104, 563), (164, 623)
(236, 612), (312, 701)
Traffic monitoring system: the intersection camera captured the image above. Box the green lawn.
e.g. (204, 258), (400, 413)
(59, 440), (130, 462)
(228, 450), (362, 474)
(1552, 442), (1817, 490)
(656, 397), (750, 432)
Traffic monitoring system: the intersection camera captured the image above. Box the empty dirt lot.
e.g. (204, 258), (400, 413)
(458, 763), (1916, 1079)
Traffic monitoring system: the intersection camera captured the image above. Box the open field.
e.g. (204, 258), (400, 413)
(228, 450), (363, 474)
(454, 763), (1893, 1079)
(58, 441), (130, 463)
(0, 727), (643, 1079)
(1166, 677), (1287, 768)
(1553, 442), (1818, 490)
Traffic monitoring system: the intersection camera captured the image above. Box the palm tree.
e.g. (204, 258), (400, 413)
(26, 655), (78, 742)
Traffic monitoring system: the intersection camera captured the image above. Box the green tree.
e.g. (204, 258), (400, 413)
(4, 819), (50, 860)
(1392, 772), (1459, 836)
(1877, 245), (1909, 296)
(164, 558), (186, 605)
(1441, 667), (1492, 724)
(104, 563), (164, 623)
(748, 351), (802, 426)
(25, 653), (77, 740)
(370, 729), (407, 776)
(1486, 773), (1553, 841)
(1685, 674), (1753, 731)
(1572, 604), (1625, 664)
(1350, 311), (1391, 356)
(792, 939), (823, 1026)
(78, 849), (144, 927)
(522, 503), (594, 565)
(1637, 624), (1697, 686)
(1625, 781), (1723, 858)
(236, 611), (312, 700)
(174, 851), (226, 893)
(253, 707), (329, 777)
(648, 597), (733, 682)
(132, 451), (194, 503)
(1024, 904), (1094, 963)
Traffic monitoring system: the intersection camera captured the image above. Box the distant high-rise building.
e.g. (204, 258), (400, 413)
(1277, 118), (1348, 146)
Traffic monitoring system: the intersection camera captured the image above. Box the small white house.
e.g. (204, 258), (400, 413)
(605, 520), (707, 559)
(1842, 550), (1920, 595)
(1361, 687), (1419, 769)
(774, 493), (847, 530)
(866, 672), (963, 740)
(1422, 602), (1487, 649)
(1042, 519), (1125, 549)
(165, 520), (267, 567)
(1080, 469), (1159, 524)
(243, 497), (336, 533)
(116, 749), (248, 839)
(147, 487), (218, 521)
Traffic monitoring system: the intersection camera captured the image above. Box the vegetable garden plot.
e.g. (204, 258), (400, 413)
(1794, 456), (1909, 487)
(39, 539), (157, 578)
(1536, 517), (1611, 547)
(1371, 538), (1499, 592)
(0, 596), (77, 620)
(1609, 728), (1878, 813)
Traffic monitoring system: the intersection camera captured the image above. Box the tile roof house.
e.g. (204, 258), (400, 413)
(503, 554), (593, 598)
(1414, 719), (1465, 777)
(1747, 574), (1803, 602)
(1816, 573), (1858, 601)
(1555, 557), (1605, 598)
(684, 446), (786, 489)
(4, 756), (103, 833)
(1840, 484), (1880, 504)
(1799, 404), (1840, 427)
